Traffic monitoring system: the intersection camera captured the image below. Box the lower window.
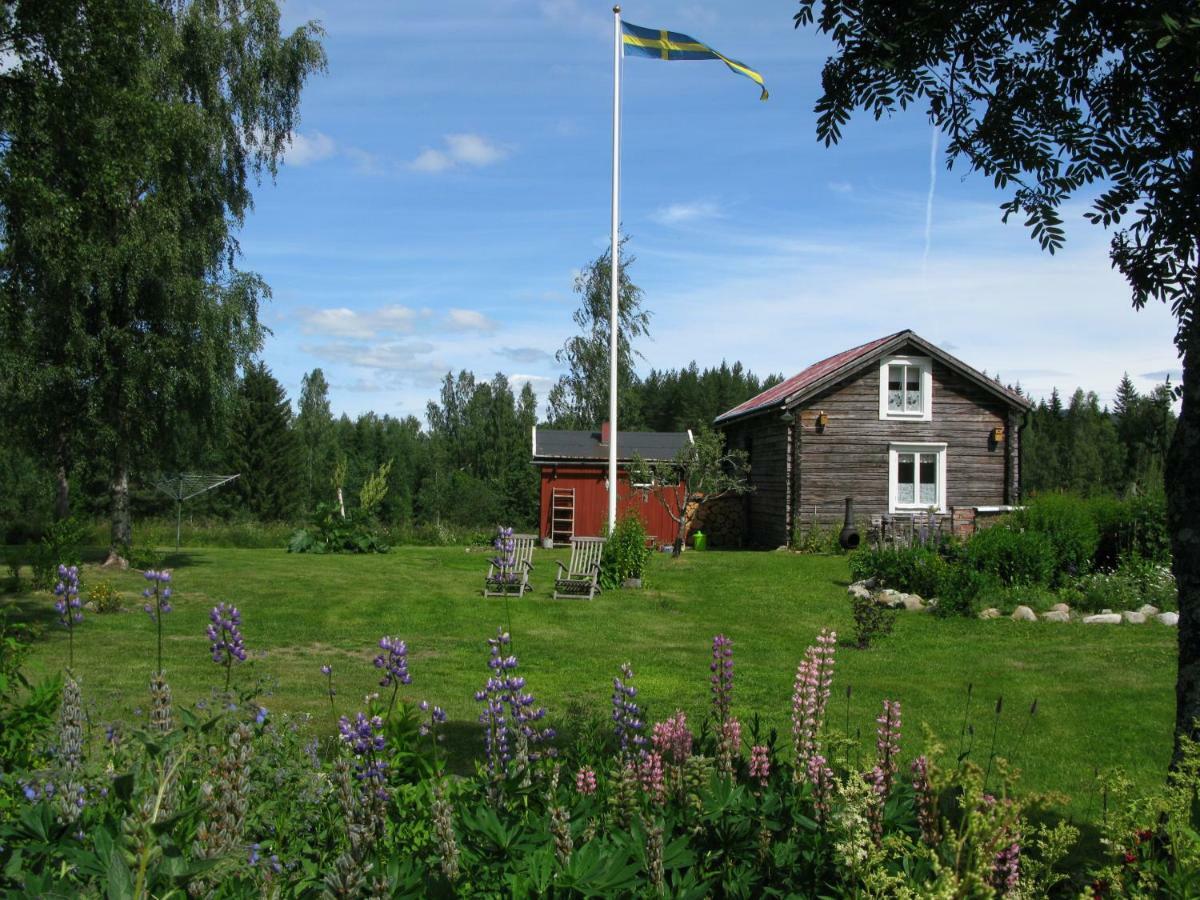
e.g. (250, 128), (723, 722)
(888, 443), (947, 512)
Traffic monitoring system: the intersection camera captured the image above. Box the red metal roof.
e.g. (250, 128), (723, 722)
(714, 331), (904, 424)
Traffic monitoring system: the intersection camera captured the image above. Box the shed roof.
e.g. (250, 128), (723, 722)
(713, 329), (1031, 426)
(532, 428), (691, 463)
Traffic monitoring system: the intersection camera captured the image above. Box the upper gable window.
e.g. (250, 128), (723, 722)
(879, 355), (932, 421)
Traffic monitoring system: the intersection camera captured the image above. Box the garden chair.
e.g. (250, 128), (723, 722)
(484, 532), (536, 597)
(553, 536), (604, 600)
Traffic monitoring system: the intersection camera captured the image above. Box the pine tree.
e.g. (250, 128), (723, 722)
(228, 364), (302, 521)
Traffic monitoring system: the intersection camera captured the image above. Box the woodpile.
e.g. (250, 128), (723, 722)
(690, 495), (745, 548)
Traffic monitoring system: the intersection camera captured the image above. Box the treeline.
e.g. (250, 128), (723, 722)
(0, 360), (779, 540)
(1022, 375), (1176, 497)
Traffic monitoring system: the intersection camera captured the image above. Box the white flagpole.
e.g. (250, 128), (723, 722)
(607, 4), (621, 535)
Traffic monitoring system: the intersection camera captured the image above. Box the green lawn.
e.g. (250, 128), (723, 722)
(3, 545), (1176, 813)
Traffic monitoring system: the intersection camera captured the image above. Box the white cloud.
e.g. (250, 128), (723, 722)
(298, 305), (417, 339)
(285, 131), (337, 166)
(497, 346), (555, 365)
(827, 180), (853, 194)
(446, 308), (497, 332)
(652, 200), (721, 226)
(409, 133), (510, 173)
(301, 340), (438, 371)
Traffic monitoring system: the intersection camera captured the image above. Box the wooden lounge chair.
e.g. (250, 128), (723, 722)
(484, 532), (536, 597)
(553, 536), (604, 600)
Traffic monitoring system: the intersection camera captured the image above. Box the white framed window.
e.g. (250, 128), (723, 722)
(879, 355), (933, 421)
(888, 443), (947, 512)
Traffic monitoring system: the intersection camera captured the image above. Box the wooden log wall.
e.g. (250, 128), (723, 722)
(723, 417), (790, 547)
(796, 358), (1011, 526)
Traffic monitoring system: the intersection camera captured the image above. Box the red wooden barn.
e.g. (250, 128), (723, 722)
(532, 423), (690, 545)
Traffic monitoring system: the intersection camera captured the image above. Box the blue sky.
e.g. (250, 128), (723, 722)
(243, 0), (1182, 421)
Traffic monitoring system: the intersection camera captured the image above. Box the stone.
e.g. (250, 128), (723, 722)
(876, 589), (905, 609)
(1083, 613), (1122, 624)
(901, 594), (926, 612)
(1101, 608), (1113, 615)
(1121, 611), (1147, 624)
(1138, 604), (1160, 617)
(848, 582), (873, 601)
(1040, 610), (1071, 623)
(979, 607), (1001, 620)
(83, 600), (98, 612)
(1157, 612), (1179, 627)
(1011, 605), (1037, 622)
(1050, 603), (1071, 614)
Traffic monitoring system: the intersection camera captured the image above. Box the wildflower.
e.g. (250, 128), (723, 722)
(792, 628), (837, 778)
(475, 628), (553, 789)
(717, 716), (742, 779)
(993, 841), (1021, 893)
(612, 662), (647, 759)
(749, 744), (770, 787)
(149, 671), (174, 734)
(431, 779), (461, 882)
(911, 755), (940, 845)
(866, 699), (902, 842)
(651, 710), (692, 766)
(808, 754), (833, 823)
(321, 664), (332, 676)
(575, 766), (597, 795)
(207, 603), (246, 691)
(710, 634), (735, 723)
(255, 707), (268, 725)
(192, 724), (254, 862)
(141, 570), (173, 619)
(374, 636), (411, 688)
(638, 751), (667, 806)
(417, 701), (448, 739)
(53, 565), (82, 669)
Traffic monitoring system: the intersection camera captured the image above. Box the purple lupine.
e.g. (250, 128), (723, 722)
(710, 634), (734, 723)
(374, 636), (412, 720)
(490, 527), (518, 585)
(791, 628), (837, 778)
(53, 565), (82, 670)
(141, 569), (172, 674)
(320, 663), (337, 715)
(338, 711), (388, 796)
(612, 662), (647, 760)
(207, 603), (247, 691)
(474, 629), (553, 787)
(418, 700), (448, 740)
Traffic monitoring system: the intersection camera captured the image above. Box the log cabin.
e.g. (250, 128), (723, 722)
(713, 330), (1032, 547)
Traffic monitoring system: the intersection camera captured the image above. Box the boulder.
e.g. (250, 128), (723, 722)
(1121, 611), (1147, 624)
(979, 608), (1001, 620)
(1138, 604), (1160, 617)
(1050, 603), (1071, 614)
(901, 594), (926, 612)
(1083, 613), (1122, 624)
(1101, 608), (1113, 615)
(876, 589), (905, 609)
(848, 582), (873, 602)
(1011, 605), (1038, 622)
(1157, 612), (1179, 627)
(1040, 610), (1071, 623)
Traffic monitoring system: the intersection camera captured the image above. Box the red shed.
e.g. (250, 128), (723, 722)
(532, 423), (690, 545)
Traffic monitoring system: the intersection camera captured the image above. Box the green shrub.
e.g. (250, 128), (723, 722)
(792, 524), (844, 555)
(86, 580), (121, 614)
(1092, 490), (1170, 568)
(600, 513), (652, 590)
(29, 517), (86, 590)
(964, 525), (1055, 587)
(849, 591), (898, 649)
(931, 567), (1001, 618)
(1076, 556), (1177, 613)
(1011, 493), (1099, 583)
(848, 545), (946, 597)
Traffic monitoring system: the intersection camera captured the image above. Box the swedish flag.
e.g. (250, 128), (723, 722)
(621, 21), (768, 100)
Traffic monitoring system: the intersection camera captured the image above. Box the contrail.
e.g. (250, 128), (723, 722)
(922, 126), (938, 274)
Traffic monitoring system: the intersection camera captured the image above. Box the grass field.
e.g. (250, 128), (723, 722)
(3, 545), (1176, 814)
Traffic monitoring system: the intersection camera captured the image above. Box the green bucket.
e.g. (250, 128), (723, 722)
(693, 531), (707, 551)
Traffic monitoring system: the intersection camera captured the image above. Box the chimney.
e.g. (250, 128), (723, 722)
(600, 421), (611, 445)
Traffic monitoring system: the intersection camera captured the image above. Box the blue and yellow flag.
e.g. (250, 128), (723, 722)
(621, 21), (767, 100)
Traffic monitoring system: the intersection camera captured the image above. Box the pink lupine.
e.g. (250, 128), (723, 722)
(807, 754), (833, 823)
(717, 716), (742, 778)
(791, 629), (837, 778)
(575, 765), (597, 795)
(992, 841), (1021, 894)
(710, 634), (735, 723)
(637, 751), (667, 806)
(911, 755), (939, 845)
(749, 745), (770, 787)
(866, 699), (902, 842)
(651, 710), (693, 766)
